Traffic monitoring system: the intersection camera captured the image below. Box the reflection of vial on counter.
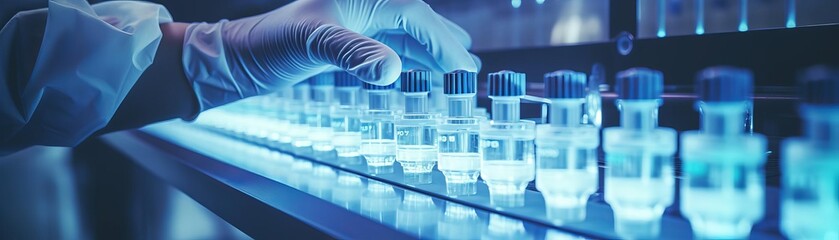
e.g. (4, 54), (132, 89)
(437, 203), (482, 239)
(438, 71), (482, 196)
(307, 74), (335, 152)
(395, 70), (438, 173)
(480, 70), (536, 208)
(308, 165), (337, 199)
(360, 180), (400, 223)
(782, 66), (839, 240)
(681, 67), (766, 239)
(289, 82), (312, 148)
(331, 172), (364, 212)
(603, 68), (676, 239)
(396, 191), (438, 238)
(536, 70), (599, 225)
(482, 214), (534, 240)
(331, 72), (363, 157)
(360, 81), (398, 168)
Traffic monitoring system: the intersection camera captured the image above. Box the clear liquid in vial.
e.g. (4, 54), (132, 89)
(361, 110), (396, 167)
(307, 105), (333, 152)
(332, 107), (362, 157)
(437, 118), (481, 183)
(479, 121), (536, 207)
(396, 114), (438, 173)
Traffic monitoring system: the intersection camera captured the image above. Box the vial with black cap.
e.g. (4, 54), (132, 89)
(479, 70), (536, 208)
(680, 66), (767, 239)
(535, 70), (599, 225)
(603, 67), (676, 239)
(438, 70), (482, 196)
(781, 65), (839, 240)
(360, 80), (398, 170)
(395, 70), (439, 174)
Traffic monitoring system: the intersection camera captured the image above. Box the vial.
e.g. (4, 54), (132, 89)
(395, 70), (439, 173)
(781, 65), (839, 240)
(360, 81), (398, 168)
(361, 180), (400, 223)
(681, 67), (767, 239)
(396, 191), (438, 238)
(479, 70), (536, 208)
(331, 72), (363, 157)
(306, 74), (335, 152)
(289, 82), (312, 148)
(437, 70), (482, 196)
(265, 91), (292, 147)
(536, 70), (599, 225)
(437, 203), (482, 239)
(603, 68), (676, 239)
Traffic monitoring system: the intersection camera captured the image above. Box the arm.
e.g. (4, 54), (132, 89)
(96, 23), (196, 134)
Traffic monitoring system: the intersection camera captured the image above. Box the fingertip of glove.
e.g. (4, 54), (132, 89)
(354, 51), (402, 86)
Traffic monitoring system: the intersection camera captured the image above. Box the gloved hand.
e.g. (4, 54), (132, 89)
(183, 0), (479, 111)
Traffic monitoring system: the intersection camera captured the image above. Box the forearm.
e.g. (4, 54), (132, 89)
(96, 22), (196, 134)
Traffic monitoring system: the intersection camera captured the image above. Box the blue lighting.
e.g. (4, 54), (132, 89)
(696, 0), (705, 35)
(512, 0), (521, 8)
(657, 0), (666, 38)
(786, 0), (797, 28)
(739, 0), (748, 32)
(536, 0), (545, 4)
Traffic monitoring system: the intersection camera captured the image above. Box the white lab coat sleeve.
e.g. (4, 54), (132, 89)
(0, 0), (173, 154)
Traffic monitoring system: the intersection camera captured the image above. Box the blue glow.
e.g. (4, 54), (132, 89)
(739, 0), (748, 32)
(786, 0), (797, 28)
(536, 0), (545, 4)
(696, 0), (705, 35)
(657, 0), (666, 38)
(512, 0), (521, 8)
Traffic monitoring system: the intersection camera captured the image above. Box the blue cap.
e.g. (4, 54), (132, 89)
(488, 70), (526, 97)
(798, 65), (839, 105)
(400, 70), (431, 93)
(615, 68), (663, 100)
(308, 74), (334, 86)
(334, 72), (361, 87)
(362, 81), (396, 90)
(696, 66), (753, 102)
(444, 70), (477, 94)
(544, 70), (587, 99)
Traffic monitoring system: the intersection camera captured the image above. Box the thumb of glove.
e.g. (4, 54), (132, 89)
(307, 24), (402, 86)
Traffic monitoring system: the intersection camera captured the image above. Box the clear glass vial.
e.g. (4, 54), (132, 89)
(479, 70), (536, 208)
(331, 72), (363, 157)
(536, 70), (599, 225)
(360, 81), (398, 168)
(395, 70), (439, 173)
(781, 65), (839, 240)
(288, 82), (312, 148)
(437, 70), (482, 196)
(603, 68), (676, 239)
(306, 74), (335, 152)
(680, 67), (767, 239)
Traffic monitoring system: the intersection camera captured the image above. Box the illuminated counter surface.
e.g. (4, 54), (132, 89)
(101, 121), (784, 239)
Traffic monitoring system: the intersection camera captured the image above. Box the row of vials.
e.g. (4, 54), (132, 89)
(196, 65), (838, 240)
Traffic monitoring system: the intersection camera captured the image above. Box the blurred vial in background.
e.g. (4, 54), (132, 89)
(395, 70), (439, 173)
(603, 68), (676, 239)
(289, 82), (312, 148)
(680, 67), (766, 239)
(437, 71), (482, 196)
(307, 74), (335, 152)
(536, 70), (599, 225)
(331, 72), (364, 157)
(274, 88), (295, 146)
(479, 71), (536, 208)
(360, 81), (398, 170)
(782, 65), (839, 240)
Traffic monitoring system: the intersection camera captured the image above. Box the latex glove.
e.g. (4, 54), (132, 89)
(183, 0), (479, 111)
